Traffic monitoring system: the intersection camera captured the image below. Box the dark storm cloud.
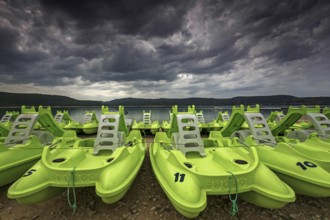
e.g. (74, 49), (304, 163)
(0, 26), (48, 75)
(39, 0), (191, 37)
(0, 27), (22, 65)
(0, 0), (330, 98)
(182, 0), (329, 70)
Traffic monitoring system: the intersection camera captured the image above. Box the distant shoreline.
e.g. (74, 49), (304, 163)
(1, 92), (329, 107)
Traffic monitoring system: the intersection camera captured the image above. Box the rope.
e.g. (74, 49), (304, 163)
(237, 139), (250, 147)
(49, 140), (62, 151)
(125, 140), (133, 147)
(227, 171), (238, 216)
(6, 139), (264, 150)
(67, 167), (77, 215)
(124, 139), (136, 147)
(253, 137), (277, 145)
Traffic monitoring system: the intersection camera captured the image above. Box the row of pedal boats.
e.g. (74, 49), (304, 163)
(0, 105), (99, 135)
(0, 104), (329, 218)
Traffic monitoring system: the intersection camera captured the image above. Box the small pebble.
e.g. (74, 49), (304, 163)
(32, 214), (39, 219)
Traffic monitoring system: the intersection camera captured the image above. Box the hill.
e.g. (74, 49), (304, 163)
(0, 92), (329, 107)
(105, 95), (330, 107)
(0, 92), (102, 107)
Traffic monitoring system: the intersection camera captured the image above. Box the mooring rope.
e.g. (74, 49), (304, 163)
(67, 167), (77, 214)
(227, 171), (239, 216)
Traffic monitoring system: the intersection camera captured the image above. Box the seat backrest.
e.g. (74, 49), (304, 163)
(1, 114), (11, 123)
(84, 112), (93, 124)
(171, 114), (205, 156)
(4, 114), (39, 147)
(54, 112), (64, 123)
(93, 114), (125, 155)
(244, 112), (276, 146)
(196, 111), (205, 123)
(305, 113), (330, 136)
(222, 112), (230, 121)
(143, 111), (151, 124)
(275, 113), (285, 123)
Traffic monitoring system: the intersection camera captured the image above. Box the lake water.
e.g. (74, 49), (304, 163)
(0, 106), (282, 123)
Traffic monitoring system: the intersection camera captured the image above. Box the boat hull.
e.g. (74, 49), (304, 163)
(150, 132), (295, 218)
(64, 122), (83, 134)
(253, 141), (330, 197)
(132, 121), (160, 135)
(82, 122), (98, 135)
(0, 158), (40, 187)
(82, 127), (98, 135)
(274, 171), (330, 197)
(8, 132), (146, 205)
(0, 136), (45, 187)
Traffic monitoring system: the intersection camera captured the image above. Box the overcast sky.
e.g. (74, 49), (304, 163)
(0, 0), (329, 101)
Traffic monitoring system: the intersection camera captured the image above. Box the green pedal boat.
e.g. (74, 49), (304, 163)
(267, 106), (318, 134)
(82, 111), (99, 134)
(150, 105), (295, 218)
(211, 111), (230, 130)
(64, 120), (83, 134)
(8, 106), (146, 205)
(277, 106), (330, 142)
(195, 108), (221, 133)
(54, 110), (74, 128)
(62, 109), (97, 134)
(132, 110), (160, 135)
(223, 105), (330, 197)
(0, 106), (73, 187)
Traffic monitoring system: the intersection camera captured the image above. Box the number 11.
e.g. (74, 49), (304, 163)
(174, 172), (185, 182)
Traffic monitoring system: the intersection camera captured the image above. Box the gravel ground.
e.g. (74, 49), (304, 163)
(0, 136), (329, 220)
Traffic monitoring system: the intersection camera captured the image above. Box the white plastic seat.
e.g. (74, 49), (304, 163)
(196, 112), (205, 124)
(306, 113), (330, 136)
(4, 114), (39, 147)
(244, 113), (276, 146)
(94, 114), (125, 155)
(143, 111), (151, 125)
(171, 114), (205, 157)
(84, 113), (93, 124)
(54, 113), (64, 123)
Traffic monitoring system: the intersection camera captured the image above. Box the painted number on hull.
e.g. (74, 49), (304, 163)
(296, 161), (317, 170)
(174, 172), (185, 182)
(23, 169), (36, 177)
